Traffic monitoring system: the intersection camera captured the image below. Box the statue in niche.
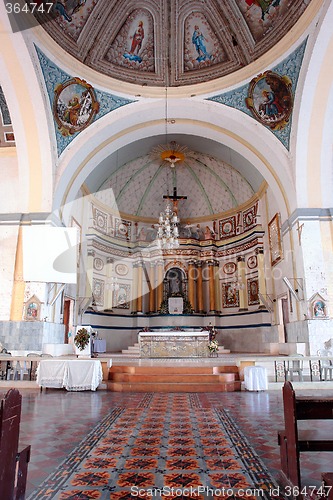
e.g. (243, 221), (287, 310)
(308, 293), (328, 319)
(166, 268), (184, 297)
(314, 300), (326, 317)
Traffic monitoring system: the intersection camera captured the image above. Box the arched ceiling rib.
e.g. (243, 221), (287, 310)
(91, 136), (258, 219)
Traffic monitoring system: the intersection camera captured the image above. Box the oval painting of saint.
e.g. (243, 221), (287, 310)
(245, 71), (293, 131)
(53, 77), (99, 136)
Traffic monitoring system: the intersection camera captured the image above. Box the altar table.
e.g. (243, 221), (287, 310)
(36, 359), (103, 391)
(139, 331), (210, 358)
(243, 365), (268, 391)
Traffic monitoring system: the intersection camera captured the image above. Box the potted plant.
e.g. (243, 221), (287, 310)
(74, 327), (90, 352)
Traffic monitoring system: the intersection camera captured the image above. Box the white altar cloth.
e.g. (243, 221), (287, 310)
(243, 366), (268, 391)
(36, 359), (103, 391)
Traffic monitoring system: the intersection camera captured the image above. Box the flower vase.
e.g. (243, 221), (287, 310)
(75, 338), (92, 357)
(74, 325), (93, 358)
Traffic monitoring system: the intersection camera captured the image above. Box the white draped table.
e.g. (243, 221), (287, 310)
(36, 359), (103, 391)
(243, 365), (268, 391)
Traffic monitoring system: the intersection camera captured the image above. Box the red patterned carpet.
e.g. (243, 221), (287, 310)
(26, 393), (284, 499)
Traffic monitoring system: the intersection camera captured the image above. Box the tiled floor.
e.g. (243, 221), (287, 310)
(15, 387), (333, 498)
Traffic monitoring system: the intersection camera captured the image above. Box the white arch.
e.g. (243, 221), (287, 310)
(294, 0), (333, 207)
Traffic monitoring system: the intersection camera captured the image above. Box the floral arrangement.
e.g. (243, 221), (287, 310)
(208, 339), (219, 353)
(74, 328), (90, 351)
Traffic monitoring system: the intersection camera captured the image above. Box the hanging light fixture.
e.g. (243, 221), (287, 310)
(157, 201), (180, 249)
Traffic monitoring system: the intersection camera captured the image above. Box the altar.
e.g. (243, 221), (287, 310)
(138, 330), (210, 358)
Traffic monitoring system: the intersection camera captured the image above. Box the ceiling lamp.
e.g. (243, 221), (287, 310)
(157, 202), (180, 249)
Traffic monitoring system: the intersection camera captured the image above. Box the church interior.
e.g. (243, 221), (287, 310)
(1, 0), (333, 497)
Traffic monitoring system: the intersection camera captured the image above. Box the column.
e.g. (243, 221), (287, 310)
(256, 247), (267, 309)
(10, 226), (25, 321)
(85, 249), (95, 301)
(187, 260), (196, 311)
(149, 262), (156, 313)
(131, 263), (138, 314)
(196, 261), (204, 313)
(105, 258), (114, 310)
(207, 261), (216, 312)
(237, 256), (248, 311)
(214, 261), (221, 313)
(156, 260), (164, 312)
(136, 262), (143, 314)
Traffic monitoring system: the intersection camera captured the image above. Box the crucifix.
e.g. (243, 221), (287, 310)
(163, 186), (187, 215)
(296, 220), (304, 245)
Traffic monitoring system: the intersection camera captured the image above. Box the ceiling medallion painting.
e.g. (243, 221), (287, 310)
(31, 0), (311, 87)
(53, 77), (100, 136)
(245, 71), (293, 130)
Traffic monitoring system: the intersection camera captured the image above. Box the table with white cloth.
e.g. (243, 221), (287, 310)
(92, 339), (106, 353)
(36, 359), (103, 391)
(243, 365), (268, 391)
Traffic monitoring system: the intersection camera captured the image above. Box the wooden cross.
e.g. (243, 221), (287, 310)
(163, 187), (187, 214)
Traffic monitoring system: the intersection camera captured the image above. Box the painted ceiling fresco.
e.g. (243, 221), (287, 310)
(32, 0), (311, 87)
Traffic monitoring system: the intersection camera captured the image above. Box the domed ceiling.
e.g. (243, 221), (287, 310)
(32, 0), (311, 87)
(93, 141), (256, 219)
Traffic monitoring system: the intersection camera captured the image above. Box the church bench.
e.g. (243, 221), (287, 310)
(278, 381), (333, 491)
(0, 389), (31, 500)
(322, 473), (333, 500)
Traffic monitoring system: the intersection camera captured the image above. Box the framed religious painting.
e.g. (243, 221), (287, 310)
(245, 71), (293, 131)
(113, 284), (131, 309)
(53, 77), (99, 136)
(268, 213), (283, 266)
(222, 283), (239, 308)
(247, 278), (260, 306)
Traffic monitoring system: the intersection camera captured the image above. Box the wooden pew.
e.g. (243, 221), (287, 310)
(0, 389), (31, 500)
(322, 473), (333, 500)
(278, 381), (333, 490)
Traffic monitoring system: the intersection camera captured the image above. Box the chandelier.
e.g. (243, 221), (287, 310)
(157, 202), (180, 249)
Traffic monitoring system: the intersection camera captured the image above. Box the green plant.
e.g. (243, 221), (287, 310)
(74, 328), (90, 351)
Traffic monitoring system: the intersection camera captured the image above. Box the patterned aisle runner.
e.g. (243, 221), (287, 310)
(28, 394), (285, 499)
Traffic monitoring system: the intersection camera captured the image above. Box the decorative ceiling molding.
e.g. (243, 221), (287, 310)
(30, 0), (312, 87)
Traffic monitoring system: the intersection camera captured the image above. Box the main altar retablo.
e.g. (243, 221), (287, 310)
(138, 330), (210, 358)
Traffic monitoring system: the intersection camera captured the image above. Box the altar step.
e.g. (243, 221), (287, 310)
(107, 365), (241, 392)
(121, 343), (231, 356)
(121, 343), (140, 356)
